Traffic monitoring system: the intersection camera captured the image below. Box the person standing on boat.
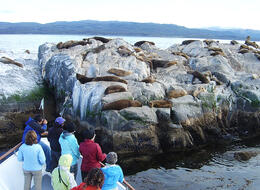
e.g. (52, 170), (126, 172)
(22, 114), (52, 172)
(79, 128), (106, 181)
(101, 152), (124, 190)
(71, 168), (105, 190)
(18, 130), (46, 190)
(47, 116), (65, 172)
(59, 121), (80, 179)
(51, 154), (77, 190)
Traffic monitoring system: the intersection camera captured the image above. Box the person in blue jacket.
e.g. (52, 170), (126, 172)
(101, 152), (124, 190)
(59, 121), (80, 179)
(18, 130), (46, 190)
(22, 114), (52, 172)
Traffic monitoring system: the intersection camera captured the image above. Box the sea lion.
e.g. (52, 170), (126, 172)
(231, 40), (239, 45)
(203, 39), (215, 46)
(151, 59), (177, 70)
(93, 76), (128, 84)
(148, 100), (172, 108)
(25, 50), (30, 54)
(107, 68), (132, 77)
(238, 49), (250, 54)
(134, 41), (155, 47)
(102, 99), (142, 111)
(187, 70), (210, 84)
(134, 47), (142, 53)
(82, 44), (106, 60)
(76, 73), (93, 84)
(104, 85), (127, 95)
(117, 46), (132, 57)
(191, 86), (207, 97)
(167, 89), (187, 99)
(92, 36), (111, 43)
(141, 76), (156, 83)
(57, 40), (90, 49)
(245, 36), (259, 49)
(181, 40), (198, 45)
(164, 61), (178, 67)
(0, 56), (23, 68)
(172, 52), (189, 59)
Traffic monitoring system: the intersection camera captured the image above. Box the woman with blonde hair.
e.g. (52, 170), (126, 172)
(18, 130), (46, 190)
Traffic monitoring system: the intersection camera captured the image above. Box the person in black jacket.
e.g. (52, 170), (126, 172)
(47, 116), (65, 172)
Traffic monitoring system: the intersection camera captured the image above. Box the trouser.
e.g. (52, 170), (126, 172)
(70, 163), (78, 180)
(50, 150), (61, 172)
(39, 140), (52, 172)
(23, 170), (42, 190)
(81, 171), (88, 182)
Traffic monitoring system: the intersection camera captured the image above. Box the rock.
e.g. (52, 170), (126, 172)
(234, 151), (257, 161)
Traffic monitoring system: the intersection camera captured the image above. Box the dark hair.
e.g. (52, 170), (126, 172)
(63, 121), (76, 133)
(83, 128), (95, 139)
(34, 114), (43, 123)
(84, 168), (104, 188)
(25, 130), (38, 145)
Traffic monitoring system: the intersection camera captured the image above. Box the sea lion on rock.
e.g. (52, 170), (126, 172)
(172, 52), (189, 59)
(187, 70), (210, 84)
(151, 59), (176, 70)
(231, 40), (239, 45)
(93, 76), (128, 84)
(76, 73), (93, 84)
(57, 40), (90, 49)
(92, 36), (111, 43)
(0, 56), (23, 68)
(245, 36), (259, 49)
(238, 49), (250, 54)
(190, 86), (207, 97)
(104, 85), (127, 95)
(117, 46), (132, 57)
(134, 47), (142, 53)
(102, 99), (142, 111)
(203, 39), (215, 46)
(181, 40), (198, 45)
(82, 45), (106, 60)
(141, 76), (156, 83)
(134, 41), (155, 47)
(108, 68), (132, 77)
(167, 89), (187, 99)
(148, 100), (172, 108)
(25, 50), (30, 54)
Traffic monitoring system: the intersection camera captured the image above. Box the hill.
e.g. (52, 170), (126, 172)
(0, 20), (260, 41)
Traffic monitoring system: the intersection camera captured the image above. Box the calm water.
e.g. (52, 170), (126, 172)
(1, 34), (260, 189)
(0, 34), (237, 54)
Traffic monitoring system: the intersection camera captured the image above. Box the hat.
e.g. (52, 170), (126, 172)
(106, 152), (118, 164)
(64, 121), (75, 133)
(55, 117), (65, 125)
(83, 128), (95, 139)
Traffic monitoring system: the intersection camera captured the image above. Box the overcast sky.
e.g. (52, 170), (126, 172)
(0, 0), (259, 30)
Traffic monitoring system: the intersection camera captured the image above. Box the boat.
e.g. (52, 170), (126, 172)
(0, 138), (134, 190)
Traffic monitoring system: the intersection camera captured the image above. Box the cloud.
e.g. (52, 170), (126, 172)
(0, 10), (14, 14)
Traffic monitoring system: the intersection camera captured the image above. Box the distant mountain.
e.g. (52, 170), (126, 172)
(0, 20), (260, 41)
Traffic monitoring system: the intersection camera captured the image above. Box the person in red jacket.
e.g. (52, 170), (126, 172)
(79, 128), (106, 181)
(71, 168), (104, 190)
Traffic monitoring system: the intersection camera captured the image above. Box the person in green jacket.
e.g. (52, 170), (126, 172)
(51, 154), (77, 190)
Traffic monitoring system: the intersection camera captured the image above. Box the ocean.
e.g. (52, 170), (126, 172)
(1, 34), (260, 190)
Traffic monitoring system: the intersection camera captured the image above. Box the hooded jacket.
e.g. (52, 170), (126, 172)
(101, 164), (124, 190)
(51, 154), (77, 190)
(59, 131), (80, 166)
(22, 117), (47, 143)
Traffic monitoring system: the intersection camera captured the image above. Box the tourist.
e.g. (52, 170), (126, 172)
(79, 128), (106, 181)
(59, 121), (80, 179)
(71, 168), (105, 190)
(101, 152), (124, 190)
(22, 114), (52, 172)
(47, 116), (65, 172)
(51, 154), (77, 190)
(18, 130), (46, 190)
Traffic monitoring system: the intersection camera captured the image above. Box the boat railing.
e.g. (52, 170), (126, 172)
(0, 142), (22, 162)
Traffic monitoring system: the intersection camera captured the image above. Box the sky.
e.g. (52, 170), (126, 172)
(0, 0), (260, 30)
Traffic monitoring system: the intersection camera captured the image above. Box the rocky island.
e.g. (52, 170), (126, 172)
(0, 37), (260, 161)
